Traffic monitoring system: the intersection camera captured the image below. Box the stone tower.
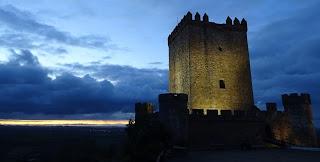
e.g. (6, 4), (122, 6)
(281, 93), (318, 146)
(168, 12), (254, 113)
(159, 93), (189, 145)
(135, 102), (154, 124)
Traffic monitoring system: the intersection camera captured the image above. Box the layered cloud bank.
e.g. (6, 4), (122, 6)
(0, 50), (167, 119)
(0, 5), (117, 52)
(249, 2), (320, 125)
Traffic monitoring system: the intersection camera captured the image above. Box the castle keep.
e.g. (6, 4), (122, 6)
(169, 12), (253, 112)
(133, 12), (318, 148)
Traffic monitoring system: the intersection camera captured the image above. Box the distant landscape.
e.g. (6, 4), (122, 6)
(0, 126), (319, 162)
(0, 126), (126, 162)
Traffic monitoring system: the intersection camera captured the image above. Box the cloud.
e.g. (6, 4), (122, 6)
(249, 2), (320, 125)
(61, 61), (168, 101)
(149, 61), (163, 65)
(0, 5), (118, 53)
(0, 50), (167, 118)
(102, 56), (112, 59)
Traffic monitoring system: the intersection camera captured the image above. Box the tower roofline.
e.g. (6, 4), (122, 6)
(168, 12), (248, 45)
(282, 93), (311, 105)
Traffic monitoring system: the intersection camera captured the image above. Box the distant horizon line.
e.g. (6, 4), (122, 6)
(0, 119), (129, 127)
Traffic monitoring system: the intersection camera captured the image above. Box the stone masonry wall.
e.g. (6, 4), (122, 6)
(169, 12), (254, 112)
(266, 94), (318, 147)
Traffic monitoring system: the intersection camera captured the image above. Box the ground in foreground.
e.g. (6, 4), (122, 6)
(168, 149), (320, 162)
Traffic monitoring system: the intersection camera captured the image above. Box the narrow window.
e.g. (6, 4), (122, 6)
(219, 80), (225, 89)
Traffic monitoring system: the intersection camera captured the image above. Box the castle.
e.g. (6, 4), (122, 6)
(169, 12), (253, 112)
(134, 12), (318, 148)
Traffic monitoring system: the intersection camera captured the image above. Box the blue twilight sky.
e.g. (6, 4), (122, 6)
(0, 0), (319, 126)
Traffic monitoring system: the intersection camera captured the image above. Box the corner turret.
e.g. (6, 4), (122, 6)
(186, 11), (192, 20)
(226, 16), (232, 26)
(135, 102), (154, 124)
(195, 12), (201, 21)
(159, 93), (189, 145)
(241, 18), (247, 31)
(203, 13), (209, 22)
(234, 17), (240, 25)
(282, 93), (311, 106)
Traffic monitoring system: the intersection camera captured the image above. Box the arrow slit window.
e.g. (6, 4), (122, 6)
(219, 80), (225, 89)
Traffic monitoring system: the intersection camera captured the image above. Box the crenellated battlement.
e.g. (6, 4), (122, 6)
(168, 12), (248, 45)
(282, 93), (311, 106)
(135, 102), (154, 124)
(135, 102), (154, 115)
(159, 93), (188, 103)
(189, 109), (262, 121)
(266, 93), (317, 146)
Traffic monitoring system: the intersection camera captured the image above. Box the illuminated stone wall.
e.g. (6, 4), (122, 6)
(169, 12), (254, 112)
(169, 22), (191, 105)
(265, 94), (318, 147)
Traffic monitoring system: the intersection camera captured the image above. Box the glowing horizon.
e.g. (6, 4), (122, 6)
(0, 119), (129, 127)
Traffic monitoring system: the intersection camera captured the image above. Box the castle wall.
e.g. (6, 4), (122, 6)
(158, 93), (265, 148)
(186, 108), (265, 148)
(169, 12), (253, 112)
(265, 93), (318, 147)
(162, 12), (318, 148)
(157, 92), (318, 148)
(188, 118), (265, 148)
(281, 93), (318, 146)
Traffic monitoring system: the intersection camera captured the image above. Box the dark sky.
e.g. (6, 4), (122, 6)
(0, 0), (319, 127)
